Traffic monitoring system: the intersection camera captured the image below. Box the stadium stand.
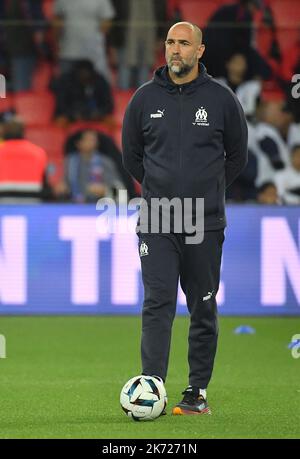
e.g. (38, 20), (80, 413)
(0, 0), (299, 202)
(0, 93), (14, 113)
(14, 91), (55, 126)
(271, 0), (300, 52)
(25, 125), (66, 186)
(113, 89), (135, 126)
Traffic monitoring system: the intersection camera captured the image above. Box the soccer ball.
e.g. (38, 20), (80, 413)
(120, 375), (167, 421)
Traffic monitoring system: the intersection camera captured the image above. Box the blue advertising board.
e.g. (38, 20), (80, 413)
(0, 204), (299, 315)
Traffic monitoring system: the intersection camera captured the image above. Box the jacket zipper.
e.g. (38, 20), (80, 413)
(179, 86), (183, 197)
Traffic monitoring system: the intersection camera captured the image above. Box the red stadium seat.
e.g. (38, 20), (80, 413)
(15, 91), (55, 126)
(113, 89), (134, 126)
(32, 62), (53, 92)
(270, 0), (300, 51)
(25, 125), (66, 160)
(271, 0), (300, 28)
(26, 125), (66, 186)
(179, 0), (220, 27)
(0, 93), (14, 114)
(66, 121), (114, 138)
(42, 0), (54, 20)
(276, 29), (299, 53)
(255, 26), (274, 59)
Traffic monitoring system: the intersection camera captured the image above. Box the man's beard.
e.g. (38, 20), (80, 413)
(167, 56), (198, 77)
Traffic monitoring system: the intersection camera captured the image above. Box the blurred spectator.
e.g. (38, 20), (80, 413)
(254, 100), (293, 171)
(63, 128), (137, 200)
(288, 122), (300, 149)
(52, 60), (114, 124)
(108, 0), (167, 89)
(0, 118), (52, 202)
(217, 53), (261, 118)
(53, 0), (115, 81)
(256, 181), (280, 204)
(226, 148), (258, 202)
(0, 0), (47, 92)
(65, 128), (138, 200)
(274, 144), (300, 204)
(56, 130), (125, 203)
(203, 0), (272, 79)
(247, 120), (274, 186)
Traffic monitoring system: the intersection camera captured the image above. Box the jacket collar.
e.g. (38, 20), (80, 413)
(153, 62), (211, 94)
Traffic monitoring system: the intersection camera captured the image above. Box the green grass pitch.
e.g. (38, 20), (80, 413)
(0, 316), (299, 439)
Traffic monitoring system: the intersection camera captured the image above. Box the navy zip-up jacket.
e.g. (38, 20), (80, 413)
(122, 63), (248, 230)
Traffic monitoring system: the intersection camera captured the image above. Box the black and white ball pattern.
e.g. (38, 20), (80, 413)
(120, 375), (167, 421)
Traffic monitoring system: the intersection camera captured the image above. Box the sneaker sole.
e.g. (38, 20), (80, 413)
(172, 406), (211, 415)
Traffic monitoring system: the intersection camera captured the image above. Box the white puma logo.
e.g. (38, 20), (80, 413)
(150, 109), (165, 118)
(203, 291), (213, 301)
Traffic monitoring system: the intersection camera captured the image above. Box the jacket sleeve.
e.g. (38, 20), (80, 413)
(223, 91), (248, 188)
(122, 94), (145, 184)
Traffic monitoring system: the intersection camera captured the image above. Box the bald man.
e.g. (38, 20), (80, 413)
(122, 22), (248, 415)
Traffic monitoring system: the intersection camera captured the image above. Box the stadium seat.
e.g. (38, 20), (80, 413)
(32, 62), (53, 92)
(255, 26), (274, 59)
(271, 0), (300, 27)
(113, 89), (134, 126)
(276, 29), (299, 53)
(14, 91), (55, 126)
(26, 124), (66, 186)
(270, 0), (300, 51)
(179, 0), (220, 26)
(66, 121), (114, 139)
(0, 93), (14, 114)
(42, 0), (54, 20)
(25, 125), (66, 160)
